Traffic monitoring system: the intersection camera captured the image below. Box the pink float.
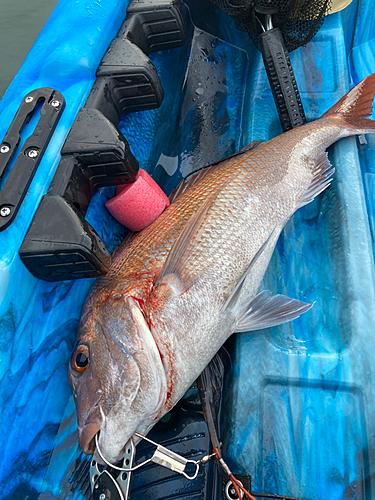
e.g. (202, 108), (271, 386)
(105, 169), (170, 232)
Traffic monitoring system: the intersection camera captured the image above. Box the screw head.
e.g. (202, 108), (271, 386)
(225, 479), (244, 499)
(99, 494), (106, 500)
(25, 96), (34, 103)
(0, 207), (11, 217)
(50, 100), (60, 107)
(27, 149), (38, 158)
(0, 145), (10, 153)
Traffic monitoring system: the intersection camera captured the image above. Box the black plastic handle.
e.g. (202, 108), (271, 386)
(19, 194), (111, 281)
(19, 109), (139, 282)
(259, 27), (306, 132)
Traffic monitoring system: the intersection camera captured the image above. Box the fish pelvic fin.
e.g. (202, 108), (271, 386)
(197, 347), (230, 450)
(322, 73), (375, 132)
(234, 290), (313, 332)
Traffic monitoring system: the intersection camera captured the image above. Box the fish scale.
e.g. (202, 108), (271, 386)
(106, 148), (286, 297)
(108, 124), (319, 293)
(69, 73), (375, 465)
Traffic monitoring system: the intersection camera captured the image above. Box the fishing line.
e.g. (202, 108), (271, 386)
(95, 433), (153, 472)
(197, 351), (257, 499)
(94, 432), (205, 480)
(95, 432), (259, 498)
(213, 446), (257, 500)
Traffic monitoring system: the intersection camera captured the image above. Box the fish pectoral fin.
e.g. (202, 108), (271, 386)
(154, 191), (218, 295)
(234, 290), (313, 332)
(297, 152), (335, 209)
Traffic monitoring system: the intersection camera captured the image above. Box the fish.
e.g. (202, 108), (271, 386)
(68, 74), (375, 464)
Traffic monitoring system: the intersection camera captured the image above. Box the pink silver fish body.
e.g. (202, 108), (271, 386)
(68, 74), (375, 463)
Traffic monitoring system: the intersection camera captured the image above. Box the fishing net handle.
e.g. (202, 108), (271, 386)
(259, 27), (306, 132)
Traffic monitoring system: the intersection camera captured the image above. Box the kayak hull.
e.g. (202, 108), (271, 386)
(1, 0), (375, 499)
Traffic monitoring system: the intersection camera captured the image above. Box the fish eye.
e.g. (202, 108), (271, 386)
(71, 345), (90, 374)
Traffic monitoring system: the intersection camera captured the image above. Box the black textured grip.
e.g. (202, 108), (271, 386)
(259, 28), (306, 132)
(19, 195), (111, 281)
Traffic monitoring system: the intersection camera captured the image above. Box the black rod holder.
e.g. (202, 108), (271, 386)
(20, 0), (187, 282)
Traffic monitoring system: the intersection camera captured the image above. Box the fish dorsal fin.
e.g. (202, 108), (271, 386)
(169, 141), (264, 204)
(221, 229), (276, 314)
(297, 152), (335, 209)
(154, 192), (218, 295)
(169, 167), (212, 204)
(234, 290), (313, 332)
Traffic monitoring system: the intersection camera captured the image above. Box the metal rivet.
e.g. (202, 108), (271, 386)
(27, 149), (38, 158)
(0, 207), (11, 217)
(225, 479), (244, 499)
(0, 145), (10, 153)
(50, 100), (60, 107)
(25, 96), (33, 103)
(99, 494), (106, 500)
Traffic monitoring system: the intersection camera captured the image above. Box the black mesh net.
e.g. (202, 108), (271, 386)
(208, 0), (332, 52)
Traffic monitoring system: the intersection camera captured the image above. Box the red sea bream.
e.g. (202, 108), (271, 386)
(68, 74), (375, 464)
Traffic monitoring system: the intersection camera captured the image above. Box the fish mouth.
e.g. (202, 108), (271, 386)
(79, 421), (102, 455)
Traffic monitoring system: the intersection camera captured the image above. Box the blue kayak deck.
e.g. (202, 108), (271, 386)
(0, 0), (375, 499)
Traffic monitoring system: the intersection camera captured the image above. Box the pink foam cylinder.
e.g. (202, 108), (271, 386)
(105, 169), (170, 232)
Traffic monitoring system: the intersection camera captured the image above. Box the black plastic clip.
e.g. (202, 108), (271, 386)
(20, 0), (187, 282)
(19, 110), (138, 282)
(0, 88), (65, 231)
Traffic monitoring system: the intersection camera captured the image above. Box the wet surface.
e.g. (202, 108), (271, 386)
(1, 0), (375, 499)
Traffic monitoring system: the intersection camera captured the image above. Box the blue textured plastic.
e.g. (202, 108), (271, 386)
(222, 3), (375, 500)
(0, 1), (131, 498)
(1, 0), (375, 499)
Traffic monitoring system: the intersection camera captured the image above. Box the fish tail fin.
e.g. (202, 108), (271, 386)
(322, 73), (375, 133)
